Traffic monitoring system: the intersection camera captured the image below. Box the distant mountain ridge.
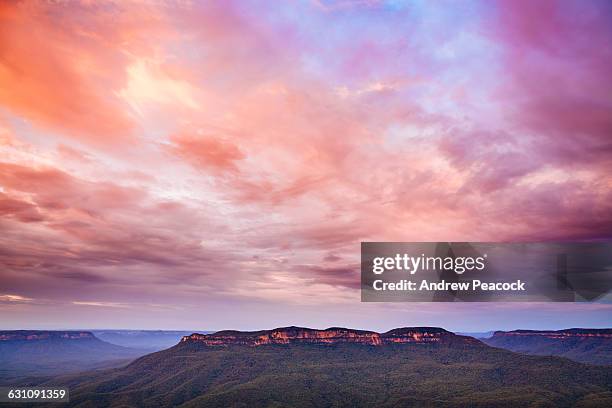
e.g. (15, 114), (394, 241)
(0, 330), (95, 341)
(91, 330), (202, 351)
(0, 330), (148, 380)
(492, 328), (612, 338)
(457, 331), (494, 339)
(181, 326), (481, 347)
(484, 328), (612, 365)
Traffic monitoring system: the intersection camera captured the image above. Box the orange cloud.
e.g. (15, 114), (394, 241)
(0, 1), (167, 146)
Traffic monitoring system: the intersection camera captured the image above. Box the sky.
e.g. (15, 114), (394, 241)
(0, 0), (611, 332)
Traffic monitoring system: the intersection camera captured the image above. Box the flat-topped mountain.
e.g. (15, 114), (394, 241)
(0, 330), (148, 380)
(40, 326), (612, 407)
(485, 328), (612, 365)
(181, 326), (480, 347)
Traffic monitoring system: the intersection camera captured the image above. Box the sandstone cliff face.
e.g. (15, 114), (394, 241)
(181, 326), (480, 347)
(0, 331), (96, 341)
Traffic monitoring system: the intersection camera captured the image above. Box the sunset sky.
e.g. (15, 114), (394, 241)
(1, 0), (611, 331)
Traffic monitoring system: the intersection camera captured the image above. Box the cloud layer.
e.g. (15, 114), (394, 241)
(0, 0), (611, 330)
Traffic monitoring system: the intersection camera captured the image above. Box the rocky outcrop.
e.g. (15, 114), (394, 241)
(0, 330), (96, 341)
(181, 326), (481, 347)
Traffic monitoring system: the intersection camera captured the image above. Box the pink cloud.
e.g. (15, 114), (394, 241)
(0, 1), (610, 328)
(489, 0), (612, 167)
(170, 131), (245, 173)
